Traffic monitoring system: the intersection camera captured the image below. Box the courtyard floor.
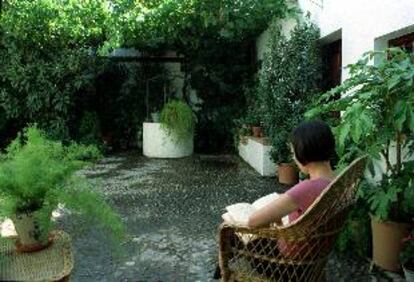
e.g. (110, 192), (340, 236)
(57, 152), (377, 281)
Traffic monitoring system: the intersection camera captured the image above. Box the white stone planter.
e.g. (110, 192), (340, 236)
(143, 122), (193, 158)
(238, 136), (276, 176)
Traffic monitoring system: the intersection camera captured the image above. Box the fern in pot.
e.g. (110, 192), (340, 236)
(160, 100), (195, 144)
(0, 126), (124, 252)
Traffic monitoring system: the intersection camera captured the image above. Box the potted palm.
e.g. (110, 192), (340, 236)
(306, 48), (414, 272)
(0, 126), (125, 252)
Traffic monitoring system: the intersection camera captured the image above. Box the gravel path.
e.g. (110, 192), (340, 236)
(56, 152), (375, 282)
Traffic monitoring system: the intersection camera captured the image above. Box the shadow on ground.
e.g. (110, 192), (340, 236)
(56, 151), (371, 282)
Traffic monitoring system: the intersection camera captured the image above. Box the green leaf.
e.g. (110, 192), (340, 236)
(337, 123), (350, 153)
(350, 120), (362, 143)
(394, 101), (408, 131)
(408, 105), (414, 132)
(388, 75), (401, 90)
(305, 107), (320, 119)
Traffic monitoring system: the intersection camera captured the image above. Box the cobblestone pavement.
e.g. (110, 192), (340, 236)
(56, 152), (376, 282)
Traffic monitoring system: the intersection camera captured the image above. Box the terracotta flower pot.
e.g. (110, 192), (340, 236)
(371, 216), (411, 272)
(12, 212), (50, 253)
(252, 126), (262, 138)
(277, 163), (299, 185)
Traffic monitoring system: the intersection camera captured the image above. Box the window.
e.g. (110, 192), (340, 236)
(389, 32), (414, 53)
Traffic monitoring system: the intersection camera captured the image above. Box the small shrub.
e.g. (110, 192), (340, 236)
(257, 21), (322, 163)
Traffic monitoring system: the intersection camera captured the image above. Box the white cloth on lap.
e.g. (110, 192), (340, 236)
(223, 192), (289, 226)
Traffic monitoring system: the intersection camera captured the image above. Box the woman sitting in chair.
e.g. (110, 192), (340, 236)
(247, 120), (336, 229)
(214, 120), (337, 279)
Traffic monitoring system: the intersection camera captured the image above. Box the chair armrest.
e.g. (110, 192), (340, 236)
(219, 222), (282, 238)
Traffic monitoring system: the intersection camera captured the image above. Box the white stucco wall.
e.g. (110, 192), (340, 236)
(257, 0), (414, 80)
(256, 18), (297, 62)
(257, 0), (414, 81)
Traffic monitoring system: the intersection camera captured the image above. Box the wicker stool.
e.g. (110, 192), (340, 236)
(0, 230), (74, 281)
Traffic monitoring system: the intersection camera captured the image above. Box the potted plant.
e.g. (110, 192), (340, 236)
(247, 110), (263, 138)
(0, 126), (125, 252)
(143, 100), (195, 158)
(251, 125), (262, 138)
(306, 48), (414, 272)
(255, 22), (321, 185)
(401, 233), (414, 281)
(271, 127), (299, 185)
(243, 106), (263, 138)
(160, 100), (195, 143)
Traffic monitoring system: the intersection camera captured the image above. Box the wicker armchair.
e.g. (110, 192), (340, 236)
(218, 157), (366, 282)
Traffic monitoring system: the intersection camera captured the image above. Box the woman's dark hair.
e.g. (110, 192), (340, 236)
(291, 120), (336, 166)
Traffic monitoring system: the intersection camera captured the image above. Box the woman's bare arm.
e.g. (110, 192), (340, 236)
(247, 193), (297, 228)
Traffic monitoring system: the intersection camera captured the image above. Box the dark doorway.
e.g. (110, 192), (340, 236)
(321, 39), (342, 93)
(321, 40), (342, 119)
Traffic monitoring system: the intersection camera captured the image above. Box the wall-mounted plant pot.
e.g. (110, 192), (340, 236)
(371, 215), (411, 272)
(277, 163), (299, 185)
(403, 264), (414, 282)
(252, 126), (262, 138)
(143, 122), (193, 158)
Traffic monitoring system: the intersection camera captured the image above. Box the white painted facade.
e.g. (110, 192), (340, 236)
(143, 122), (193, 158)
(257, 0), (414, 80)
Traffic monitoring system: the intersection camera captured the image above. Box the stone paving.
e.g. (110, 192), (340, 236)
(55, 152), (377, 282)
